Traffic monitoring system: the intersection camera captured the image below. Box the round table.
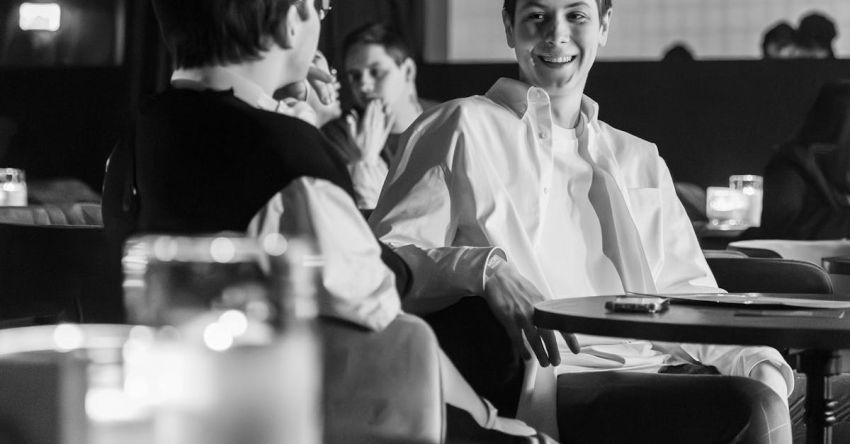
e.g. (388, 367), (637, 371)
(535, 295), (850, 444)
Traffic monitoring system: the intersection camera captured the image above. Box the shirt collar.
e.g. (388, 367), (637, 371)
(485, 77), (600, 130)
(171, 67), (282, 112)
(170, 66), (318, 126)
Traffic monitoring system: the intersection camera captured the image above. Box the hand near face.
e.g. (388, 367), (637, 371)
(306, 51), (340, 107)
(346, 100), (395, 164)
(275, 51), (341, 126)
(483, 258), (580, 367)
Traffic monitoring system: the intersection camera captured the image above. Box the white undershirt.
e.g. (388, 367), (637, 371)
(542, 122), (624, 299)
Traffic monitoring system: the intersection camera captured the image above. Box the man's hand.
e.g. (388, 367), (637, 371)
(483, 259), (580, 367)
(306, 51), (339, 106)
(275, 51), (341, 126)
(346, 99), (395, 163)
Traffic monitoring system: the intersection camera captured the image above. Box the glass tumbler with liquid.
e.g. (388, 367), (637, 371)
(0, 168), (27, 206)
(729, 174), (763, 227)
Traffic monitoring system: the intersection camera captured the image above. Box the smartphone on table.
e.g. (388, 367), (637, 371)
(605, 296), (670, 314)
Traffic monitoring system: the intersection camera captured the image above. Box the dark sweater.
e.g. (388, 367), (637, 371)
(132, 88), (351, 234)
(103, 88), (410, 294)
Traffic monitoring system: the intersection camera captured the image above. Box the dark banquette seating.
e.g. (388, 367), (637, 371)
(0, 204), (124, 327)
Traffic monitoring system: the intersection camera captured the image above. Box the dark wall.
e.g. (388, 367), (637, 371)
(0, 0), (164, 192)
(419, 60), (850, 188)
(0, 68), (129, 191)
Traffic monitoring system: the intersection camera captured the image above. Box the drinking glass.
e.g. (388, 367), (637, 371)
(706, 186), (749, 229)
(729, 175), (763, 227)
(0, 168), (27, 206)
(121, 233), (322, 444)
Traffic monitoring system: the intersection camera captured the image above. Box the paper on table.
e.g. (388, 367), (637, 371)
(628, 292), (850, 309)
(555, 340), (670, 374)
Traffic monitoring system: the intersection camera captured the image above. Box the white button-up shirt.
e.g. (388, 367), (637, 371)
(370, 77), (792, 435)
(171, 67), (400, 332)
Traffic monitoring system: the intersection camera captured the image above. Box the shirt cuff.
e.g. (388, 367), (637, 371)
(482, 247), (508, 294)
(743, 349), (795, 398)
(349, 159), (389, 210)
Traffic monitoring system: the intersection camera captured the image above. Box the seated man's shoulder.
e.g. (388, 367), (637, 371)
(597, 120), (659, 157)
(418, 95), (510, 129)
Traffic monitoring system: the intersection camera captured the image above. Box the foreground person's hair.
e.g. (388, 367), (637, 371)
(151, 0), (302, 68)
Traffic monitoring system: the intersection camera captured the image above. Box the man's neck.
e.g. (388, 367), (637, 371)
(223, 49), (299, 97)
(548, 91), (583, 129)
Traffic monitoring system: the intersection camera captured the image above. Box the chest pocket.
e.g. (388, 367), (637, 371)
(627, 187), (663, 273)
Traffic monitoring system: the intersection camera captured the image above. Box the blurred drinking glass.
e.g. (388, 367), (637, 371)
(122, 233), (322, 444)
(729, 175), (763, 227)
(706, 186), (749, 230)
(0, 168), (27, 206)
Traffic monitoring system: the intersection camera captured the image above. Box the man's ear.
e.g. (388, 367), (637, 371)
(502, 9), (516, 49)
(402, 57), (417, 83)
(599, 8), (613, 47)
(274, 2), (302, 49)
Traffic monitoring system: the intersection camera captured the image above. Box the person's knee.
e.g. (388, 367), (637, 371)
(721, 377), (791, 444)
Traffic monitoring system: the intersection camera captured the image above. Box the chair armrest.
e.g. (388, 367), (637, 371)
(321, 313), (444, 444)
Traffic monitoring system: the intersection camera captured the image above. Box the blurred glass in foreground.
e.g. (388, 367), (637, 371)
(122, 233), (322, 444)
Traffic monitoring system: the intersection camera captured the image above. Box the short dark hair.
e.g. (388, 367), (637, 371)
(342, 22), (412, 66)
(503, 0), (613, 23)
(151, 0), (300, 69)
(798, 12), (837, 58)
(761, 22), (796, 56)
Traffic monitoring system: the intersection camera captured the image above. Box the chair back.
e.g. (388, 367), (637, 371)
(322, 314), (444, 444)
(707, 257), (834, 295)
(727, 239), (850, 264)
(702, 249), (748, 259)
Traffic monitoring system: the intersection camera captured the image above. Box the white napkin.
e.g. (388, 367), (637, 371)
(555, 338), (669, 374)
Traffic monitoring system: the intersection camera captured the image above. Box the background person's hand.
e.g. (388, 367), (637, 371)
(483, 259), (580, 367)
(346, 99), (395, 163)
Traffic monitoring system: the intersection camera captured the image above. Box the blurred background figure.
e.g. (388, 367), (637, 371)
(761, 21), (798, 59)
(661, 42), (695, 62)
(322, 22), (436, 211)
(796, 12), (838, 59)
(761, 80), (850, 239)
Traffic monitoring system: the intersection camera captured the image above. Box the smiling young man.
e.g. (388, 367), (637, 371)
(370, 0), (794, 442)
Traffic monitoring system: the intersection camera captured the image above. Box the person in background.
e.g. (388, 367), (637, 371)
(102, 0), (550, 441)
(797, 12), (838, 59)
(370, 0), (794, 441)
(661, 42), (695, 62)
(761, 21), (798, 59)
(322, 22), (436, 211)
(762, 80), (850, 239)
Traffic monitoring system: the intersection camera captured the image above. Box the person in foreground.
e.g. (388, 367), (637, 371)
(370, 0), (793, 442)
(322, 22), (435, 211)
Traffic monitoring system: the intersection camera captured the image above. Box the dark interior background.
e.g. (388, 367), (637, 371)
(0, 0), (848, 192)
(419, 60), (850, 189)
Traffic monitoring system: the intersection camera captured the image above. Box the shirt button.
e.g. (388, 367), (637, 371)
(543, 187), (549, 194)
(538, 130), (548, 140)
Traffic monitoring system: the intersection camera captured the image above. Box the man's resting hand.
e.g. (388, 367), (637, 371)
(483, 258), (580, 367)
